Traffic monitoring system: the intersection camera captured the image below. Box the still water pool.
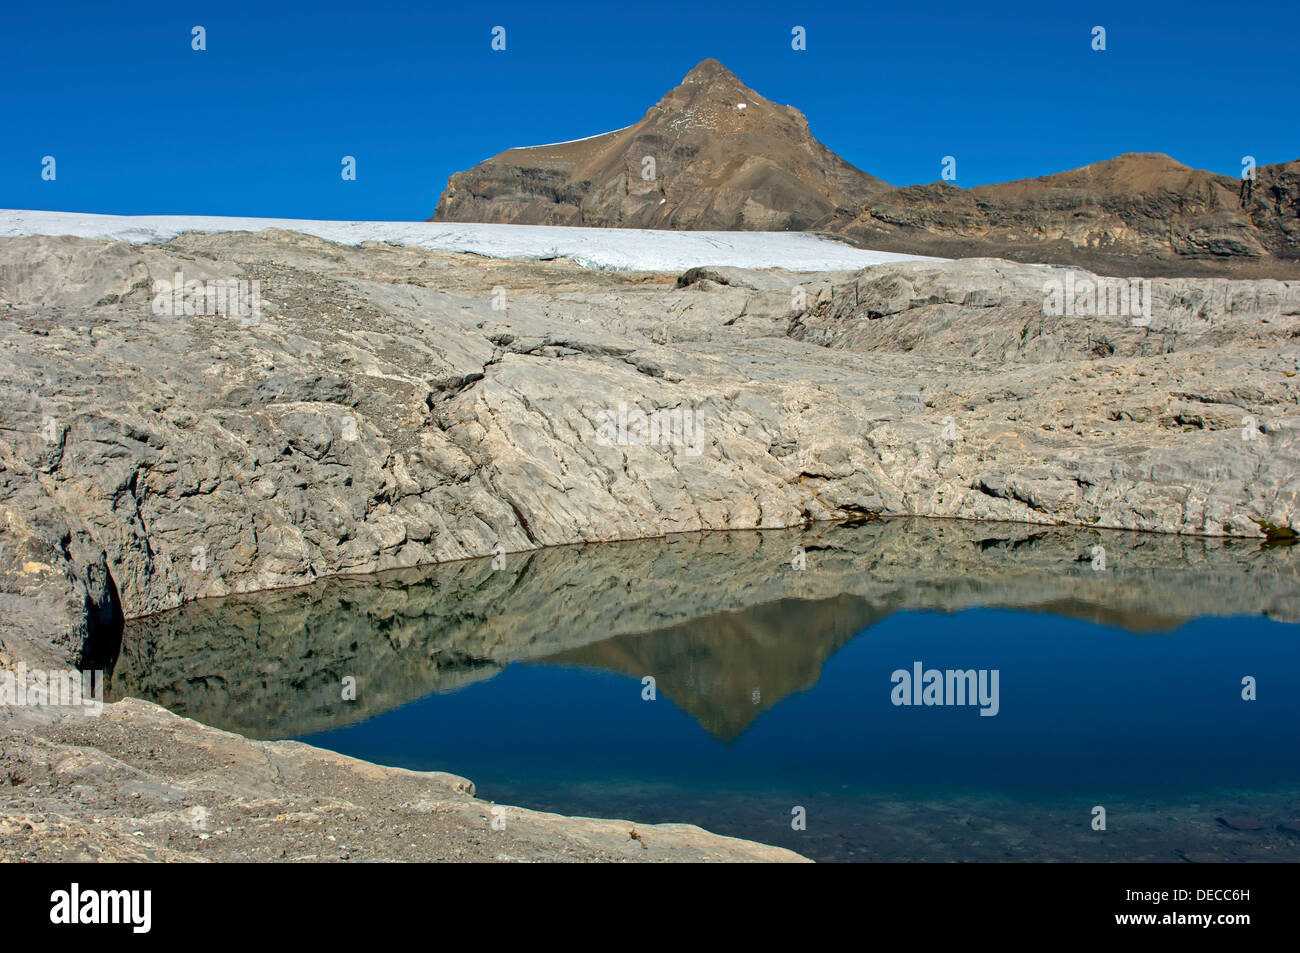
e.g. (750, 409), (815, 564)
(114, 520), (1300, 861)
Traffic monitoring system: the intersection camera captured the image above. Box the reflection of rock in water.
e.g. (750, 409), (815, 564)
(113, 519), (1300, 740)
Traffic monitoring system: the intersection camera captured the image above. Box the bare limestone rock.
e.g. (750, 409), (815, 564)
(1, 229), (1297, 670)
(0, 698), (807, 862)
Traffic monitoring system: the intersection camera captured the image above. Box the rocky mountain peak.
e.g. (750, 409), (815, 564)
(432, 58), (884, 232)
(646, 58), (806, 143)
(680, 57), (739, 85)
(668, 58), (762, 106)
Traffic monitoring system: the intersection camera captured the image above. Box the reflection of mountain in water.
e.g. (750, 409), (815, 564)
(545, 595), (879, 741)
(113, 519), (1299, 740)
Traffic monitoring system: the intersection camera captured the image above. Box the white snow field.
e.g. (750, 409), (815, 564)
(0, 209), (943, 272)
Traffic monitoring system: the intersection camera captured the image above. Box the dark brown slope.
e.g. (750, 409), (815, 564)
(845, 152), (1300, 276)
(431, 59), (1300, 277)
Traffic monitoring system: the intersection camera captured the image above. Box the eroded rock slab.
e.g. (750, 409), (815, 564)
(0, 698), (806, 862)
(0, 230), (1297, 669)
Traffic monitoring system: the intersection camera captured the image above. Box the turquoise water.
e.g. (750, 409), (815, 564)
(114, 521), (1300, 861)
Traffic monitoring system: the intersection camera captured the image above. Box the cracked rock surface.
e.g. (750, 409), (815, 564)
(1, 230), (1298, 666)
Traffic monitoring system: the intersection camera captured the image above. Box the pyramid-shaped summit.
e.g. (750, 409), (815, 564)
(431, 58), (889, 231)
(677, 57), (741, 85)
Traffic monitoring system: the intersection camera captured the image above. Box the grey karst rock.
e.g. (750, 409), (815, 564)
(431, 60), (1300, 279)
(0, 696), (808, 862)
(0, 228), (1297, 673)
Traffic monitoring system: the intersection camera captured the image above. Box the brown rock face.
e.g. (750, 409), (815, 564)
(432, 58), (889, 231)
(846, 152), (1300, 276)
(432, 59), (1300, 277)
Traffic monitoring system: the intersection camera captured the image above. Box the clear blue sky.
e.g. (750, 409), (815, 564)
(4, 0), (1294, 221)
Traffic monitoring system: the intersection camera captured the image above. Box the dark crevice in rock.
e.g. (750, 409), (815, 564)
(79, 567), (123, 674)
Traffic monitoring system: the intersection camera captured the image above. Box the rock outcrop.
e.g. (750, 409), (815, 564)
(433, 60), (1300, 278)
(0, 698), (807, 862)
(1, 229), (1298, 672)
(845, 154), (1300, 278)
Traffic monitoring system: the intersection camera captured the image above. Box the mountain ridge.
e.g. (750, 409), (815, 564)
(431, 59), (1300, 277)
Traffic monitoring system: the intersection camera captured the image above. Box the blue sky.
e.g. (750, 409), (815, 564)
(4, 0), (1295, 220)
